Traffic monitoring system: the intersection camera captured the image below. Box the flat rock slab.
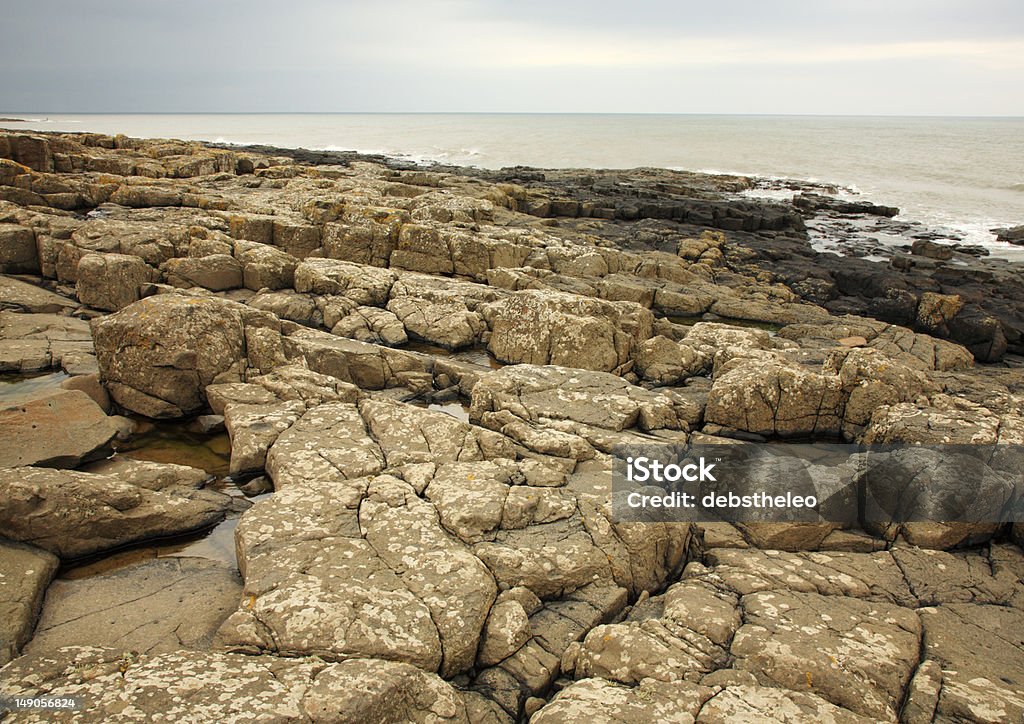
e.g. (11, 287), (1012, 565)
(0, 540), (59, 665)
(918, 603), (1024, 722)
(0, 647), (506, 723)
(24, 558), (241, 657)
(0, 467), (230, 559)
(0, 389), (118, 468)
(0, 311), (94, 373)
(0, 275), (76, 313)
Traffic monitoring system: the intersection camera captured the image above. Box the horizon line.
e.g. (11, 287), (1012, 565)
(3, 111), (1024, 120)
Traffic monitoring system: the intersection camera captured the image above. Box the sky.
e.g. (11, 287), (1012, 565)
(2, 0), (1022, 115)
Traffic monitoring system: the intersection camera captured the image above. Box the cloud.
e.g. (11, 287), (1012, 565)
(0, 0), (1021, 113)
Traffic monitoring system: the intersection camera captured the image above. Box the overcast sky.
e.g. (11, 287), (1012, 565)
(3, 0), (1022, 115)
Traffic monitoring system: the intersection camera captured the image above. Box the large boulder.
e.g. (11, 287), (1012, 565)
(294, 258), (397, 305)
(233, 239), (298, 290)
(0, 466), (229, 559)
(481, 290), (653, 372)
(75, 252), (159, 311)
(704, 359), (845, 438)
(387, 296), (485, 350)
(91, 294), (280, 417)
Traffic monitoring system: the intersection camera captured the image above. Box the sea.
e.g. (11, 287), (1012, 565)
(3, 113), (1023, 258)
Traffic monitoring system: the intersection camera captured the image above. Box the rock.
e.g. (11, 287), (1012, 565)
(470, 364), (683, 433)
(0, 223), (39, 273)
(332, 305), (408, 346)
(0, 647), (498, 724)
(282, 326), (430, 391)
(294, 258), (397, 305)
(634, 334), (705, 385)
(75, 252), (158, 311)
(218, 474), (496, 678)
(248, 289), (321, 325)
(224, 399), (306, 475)
(59, 372), (110, 411)
(481, 290), (653, 372)
(0, 466), (229, 559)
(23, 558), (242, 657)
(233, 239), (298, 290)
(188, 413), (225, 434)
(911, 238), (954, 260)
(387, 296), (485, 350)
(162, 253), (243, 291)
(476, 598), (532, 667)
(80, 457), (211, 492)
(0, 540), (59, 665)
(994, 224), (1024, 244)
(0, 389), (118, 467)
(918, 604), (1024, 722)
(0, 311), (94, 373)
(730, 590), (920, 720)
(0, 276), (76, 313)
(697, 684), (873, 722)
(704, 359), (845, 438)
(91, 294), (277, 417)
(531, 677), (712, 723)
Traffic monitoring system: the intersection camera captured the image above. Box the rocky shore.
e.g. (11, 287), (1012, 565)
(1, 130), (1023, 722)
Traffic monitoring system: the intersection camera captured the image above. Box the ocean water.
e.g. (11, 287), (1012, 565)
(3, 113), (1023, 253)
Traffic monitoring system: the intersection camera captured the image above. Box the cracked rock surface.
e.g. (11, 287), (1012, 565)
(1, 131), (1024, 722)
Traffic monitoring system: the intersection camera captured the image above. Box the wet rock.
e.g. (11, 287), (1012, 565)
(75, 252), (159, 311)
(24, 558), (242, 656)
(0, 466), (229, 559)
(0, 540), (58, 665)
(994, 224), (1024, 244)
(0, 389), (118, 467)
